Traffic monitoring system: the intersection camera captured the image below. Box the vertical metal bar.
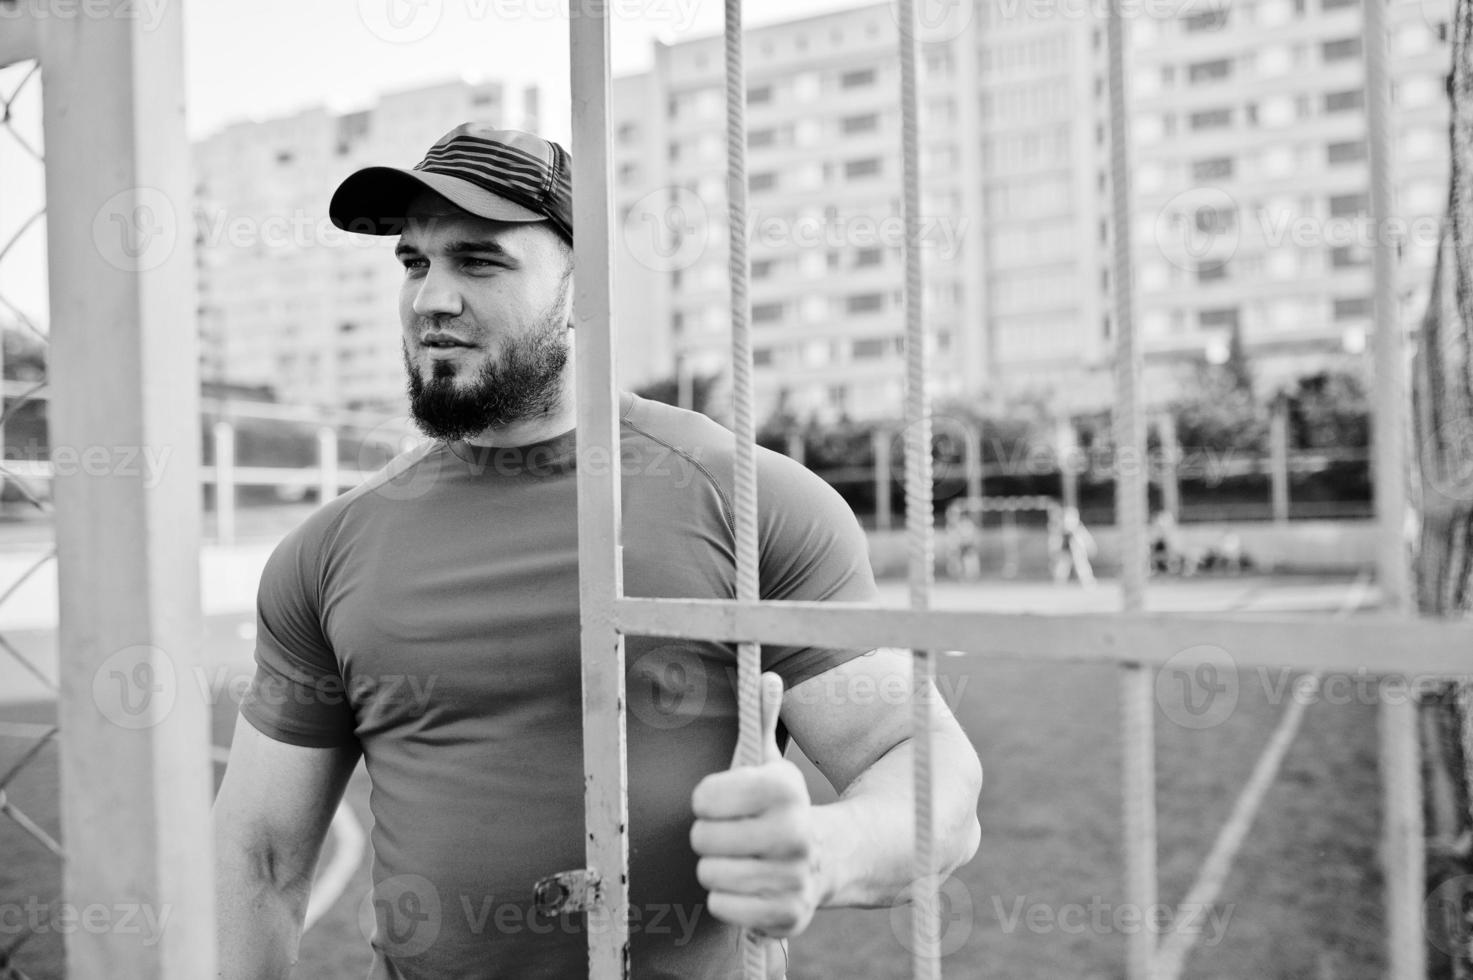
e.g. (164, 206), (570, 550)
(874, 427), (893, 532)
(570, 5), (631, 978)
(39, 5), (216, 975)
(1157, 413), (1179, 521)
(213, 420), (235, 547)
(1362, 0), (1422, 972)
(964, 421), (982, 510)
(1269, 397), (1290, 525)
(1103, 3), (1157, 977)
(317, 425), (338, 504)
(896, 0), (938, 976)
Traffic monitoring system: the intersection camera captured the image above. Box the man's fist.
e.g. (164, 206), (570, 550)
(690, 672), (824, 938)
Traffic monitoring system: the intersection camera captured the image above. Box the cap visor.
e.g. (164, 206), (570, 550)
(329, 167), (547, 234)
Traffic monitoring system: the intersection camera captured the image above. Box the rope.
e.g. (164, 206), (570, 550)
(895, 0), (938, 976)
(721, 0), (765, 976)
(1104, 1), (1157, 977)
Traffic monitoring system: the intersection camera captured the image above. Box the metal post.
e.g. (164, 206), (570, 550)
(1363, 0), (1422, 973)
(1269, 396), (1290, 525)
(1104, 2), (1157, 977)
(317, 425), (339, 504)
(873, 426), (892, 532)
(786, 428), (805, 465)
(213, 420), (235, 547)
(1157, 412), (1180, 521)
(40, 4), (216, 975)
(964, 419), (982, 509)
(569, 3), (632, 977)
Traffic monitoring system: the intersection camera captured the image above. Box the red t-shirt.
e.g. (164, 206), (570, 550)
(240, 391), (879, 979)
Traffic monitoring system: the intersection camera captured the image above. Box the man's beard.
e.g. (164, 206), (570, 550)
(405, 306), (570, 442)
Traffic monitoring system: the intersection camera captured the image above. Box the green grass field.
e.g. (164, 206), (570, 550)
(0, 603), (1385, 980)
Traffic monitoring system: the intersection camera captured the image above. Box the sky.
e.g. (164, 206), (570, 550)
(0, 0), (872, 328)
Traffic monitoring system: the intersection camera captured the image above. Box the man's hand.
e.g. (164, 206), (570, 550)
(690, 672), (824, 939)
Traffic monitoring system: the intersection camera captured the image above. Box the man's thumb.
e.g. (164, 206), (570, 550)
(759, 671), (784, 762)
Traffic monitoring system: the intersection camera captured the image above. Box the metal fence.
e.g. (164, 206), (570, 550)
(0, 54), (61, 980)
(561, 2), (1468, 980)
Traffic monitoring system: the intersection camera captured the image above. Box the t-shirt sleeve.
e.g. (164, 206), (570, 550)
(238, 517), (359, 748)
(755, 447), (880, 689)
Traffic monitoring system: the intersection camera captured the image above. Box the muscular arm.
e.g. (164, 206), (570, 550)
(785, 648), (983, 909)
(213, 711), (361, 979)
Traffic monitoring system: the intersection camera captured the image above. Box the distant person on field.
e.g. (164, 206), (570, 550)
(1051, 505), (1097, 588)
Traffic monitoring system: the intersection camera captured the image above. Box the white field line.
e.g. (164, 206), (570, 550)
(1153, 570), (1373, 980)
(209, 744), (364, 931)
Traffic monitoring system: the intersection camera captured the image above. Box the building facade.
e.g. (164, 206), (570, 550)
(196, 0), (1454, 421)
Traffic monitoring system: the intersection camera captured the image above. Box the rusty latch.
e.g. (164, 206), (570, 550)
(533, 868), (602, 916)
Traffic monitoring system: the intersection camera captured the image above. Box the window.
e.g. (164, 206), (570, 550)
(854, 247), (884, 268)
(844, 158), (882, 179)
(1197, 260), (1229, 283)
(748, 85), (773, 104)
(1190, 108), (1233, 130)
(671, 312), (684, 333)
(752, 302), (785, 322)
(753, 347), (773, 366)
(1326, 140), (1366, 165)
(1324, 89), (1365, 113)
(752, 259), (776, 280)
(1333, 297), (1371, 320)
(748, 128), (776, 148)
(1183, 8), (1228, 31)
(1329, 192), (1368, 217)
(841, 113), (879, 135)
(1322, 0), (1357, 9)
(1331, 245), (1371, 267)
(852, 337), (889, 359)
(1199, 307), (1239, 329)
(1192, 156), (1235, 181)
(846, 292), (884, 313)
(840, 68), (877, 88)
(617, 122), (638, 144)
(1188, 59), (1232, 84)
(1322, 37), (1362, 61)
(749, 172), (778, 193)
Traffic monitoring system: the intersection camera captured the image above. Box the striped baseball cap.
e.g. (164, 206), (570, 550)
(329, 124), (572, 243)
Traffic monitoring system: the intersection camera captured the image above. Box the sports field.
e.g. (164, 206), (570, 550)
(0, 575), (1387, 979)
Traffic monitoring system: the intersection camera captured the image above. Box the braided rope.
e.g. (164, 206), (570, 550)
(1104, 4), (1156, 979)
(721, 1), (765, 976)
(894, 0), (938, 976)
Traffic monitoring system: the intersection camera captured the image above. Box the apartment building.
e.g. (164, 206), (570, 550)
(195, 0), (1454, 420)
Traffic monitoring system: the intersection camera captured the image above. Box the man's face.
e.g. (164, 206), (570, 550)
(395, 191), (573, 440)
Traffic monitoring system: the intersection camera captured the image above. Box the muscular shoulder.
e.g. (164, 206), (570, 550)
(620, 394), (852, 530)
